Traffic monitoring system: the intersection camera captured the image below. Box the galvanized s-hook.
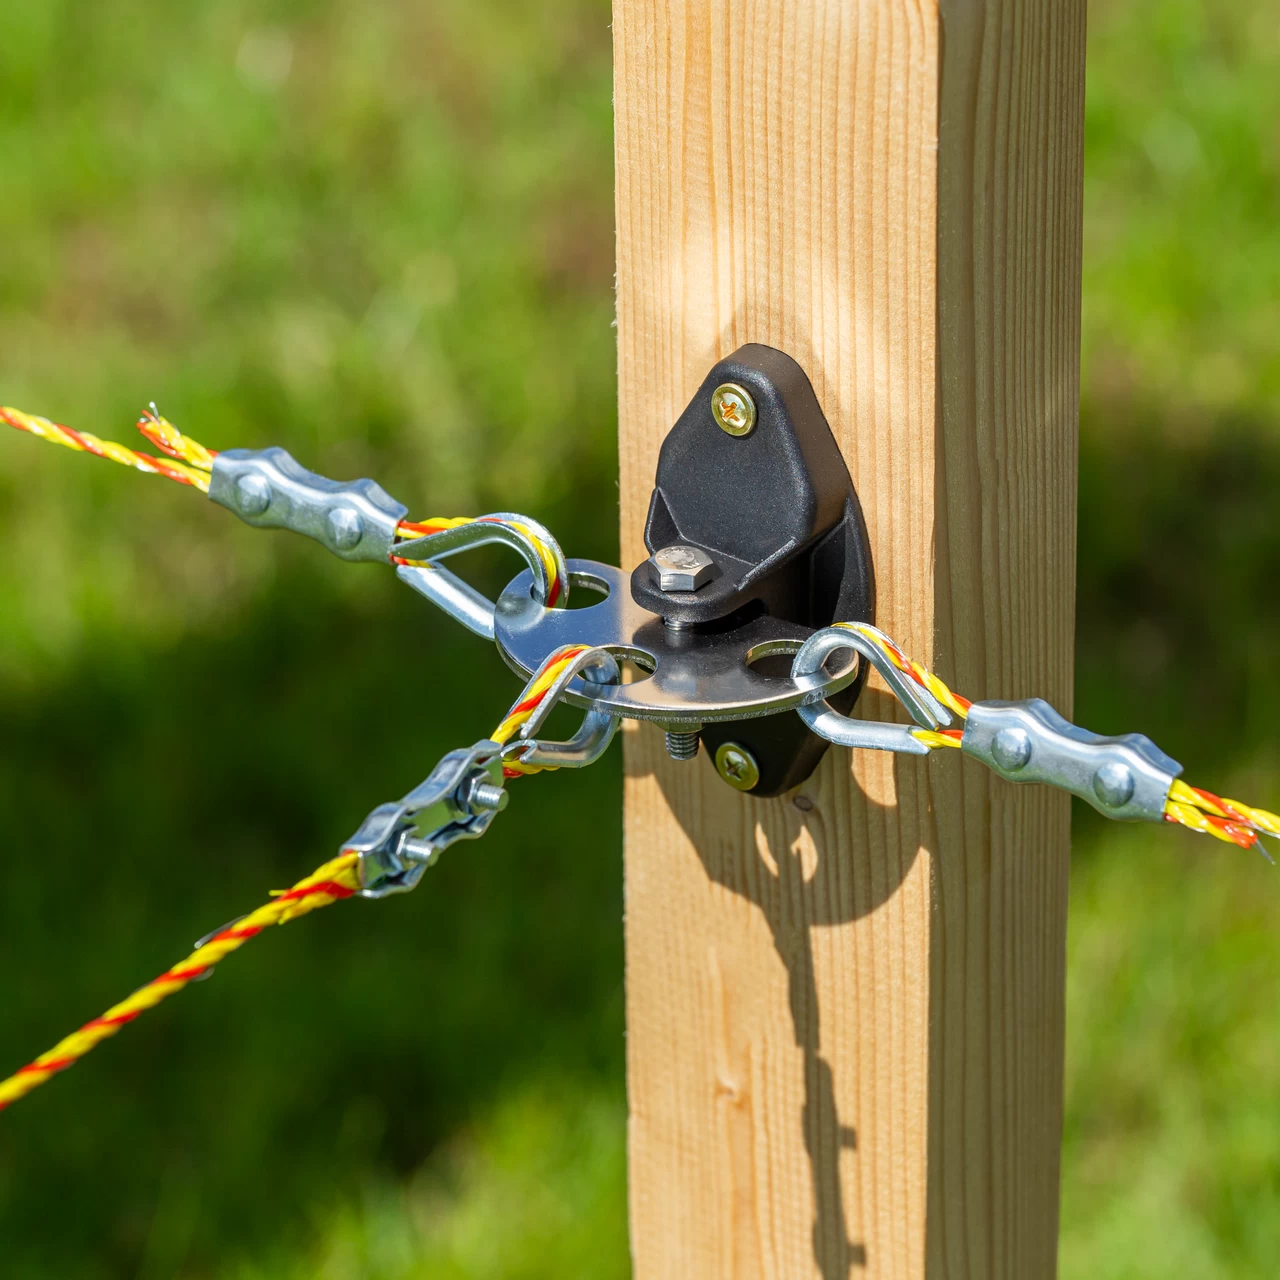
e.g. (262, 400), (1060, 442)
(501, 646), (621, 772)
(790, 625), (953, 755)
(395, 512), (570, 636)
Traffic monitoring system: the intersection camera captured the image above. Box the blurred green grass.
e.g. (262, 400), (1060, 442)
(0, 0), (1277, 1275)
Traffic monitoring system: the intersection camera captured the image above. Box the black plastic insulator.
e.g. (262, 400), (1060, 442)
(629, 343), (875, 796)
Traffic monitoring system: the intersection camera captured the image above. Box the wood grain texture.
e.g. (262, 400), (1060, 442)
(613, 2), (1085, 1277)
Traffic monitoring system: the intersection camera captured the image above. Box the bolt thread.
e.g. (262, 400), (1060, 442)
(469, 782), (508, 812)
(665, 730), (701, 761)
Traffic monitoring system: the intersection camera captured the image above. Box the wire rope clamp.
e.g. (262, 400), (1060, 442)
(960, 699), (1183, 822)
(346, 741), (508, 898)
(210, 447), (408, 563)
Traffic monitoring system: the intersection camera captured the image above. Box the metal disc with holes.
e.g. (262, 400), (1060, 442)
(493, 559), (859, 726)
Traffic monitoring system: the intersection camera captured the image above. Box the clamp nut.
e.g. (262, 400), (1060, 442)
(650, 544), (716, 593)
(235, 472), (272, 516)
(991, 726), (1032, 772)
(326, 505), (365, 551)
(1092, 761), (1136, 809)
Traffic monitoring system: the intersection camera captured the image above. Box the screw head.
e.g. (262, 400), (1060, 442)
(235, 473), (272, 516)
(1093, 761), (1136, 809)
(326, 506), (365, 551)
(991, 726), (1033, 772)
(650, 544), (716, 592)
(711, 383), (757, 437)
(715, 742), (761, 792)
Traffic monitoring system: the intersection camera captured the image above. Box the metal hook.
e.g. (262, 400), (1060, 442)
(392, 512), (569, 610)
(791, 625), (952, 755)
(502, 646), (621, 770)
(395, 562), (498, 639)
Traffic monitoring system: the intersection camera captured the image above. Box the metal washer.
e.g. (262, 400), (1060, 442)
(493, 559), (859, 726)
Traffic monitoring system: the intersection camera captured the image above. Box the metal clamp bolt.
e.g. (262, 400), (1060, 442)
(327, 506), (364, 551)
(235, 473), (272, 516)
(991, 726), (1033, 772)
(1093, 761), (1136, 809)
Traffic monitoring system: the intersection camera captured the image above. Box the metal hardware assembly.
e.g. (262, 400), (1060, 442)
(207, 351), (1192, 816)
(204, 348), (884, 797)
(210, 447), (408, 563)
(619, 343), (877, 792)
(347, 740), (509, 899)
(351, 647), (621, 899)
(493, 560), (859, 725)
(961, 699), (1182, 822)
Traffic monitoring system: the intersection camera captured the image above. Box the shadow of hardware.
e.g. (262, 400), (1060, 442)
(628, 688), (925, 1277)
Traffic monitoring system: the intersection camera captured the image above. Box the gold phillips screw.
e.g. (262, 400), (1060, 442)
(714, 742), (761, 791)
(711, 383), (757, 437)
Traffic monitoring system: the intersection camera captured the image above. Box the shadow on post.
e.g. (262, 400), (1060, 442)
(632, 688), (925, 1279)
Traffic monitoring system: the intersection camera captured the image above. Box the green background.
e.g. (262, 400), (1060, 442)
(0, 1), (1277, 1275)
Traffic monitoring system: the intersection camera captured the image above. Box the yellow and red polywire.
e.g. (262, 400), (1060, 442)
(0, 644), (588, 1114)
(393, 517), (566, 609)
(1, 404), (216, 491)
(0, 852), (362, 1113)
(1163, 779), (1280, 855)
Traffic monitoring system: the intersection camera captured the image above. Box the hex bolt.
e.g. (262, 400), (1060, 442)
(665, 729), (701, 760)
(715, 742), (761, 792)
(711, 382), (757, 437)
(1092, 761), (1136, 809)
(326, 506), (365, 551)
(235, 473), (272, 516)
(991, 726), (1032, 772)
(650, 544), (716, 593)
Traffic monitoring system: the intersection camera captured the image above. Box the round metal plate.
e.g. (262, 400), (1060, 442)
(493, 559), (860, 725)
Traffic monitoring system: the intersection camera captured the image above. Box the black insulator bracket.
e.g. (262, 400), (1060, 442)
(629, 343), (876, 796)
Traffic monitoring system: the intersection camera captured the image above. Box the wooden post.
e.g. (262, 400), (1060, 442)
(613, 2), (1085, 1277)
